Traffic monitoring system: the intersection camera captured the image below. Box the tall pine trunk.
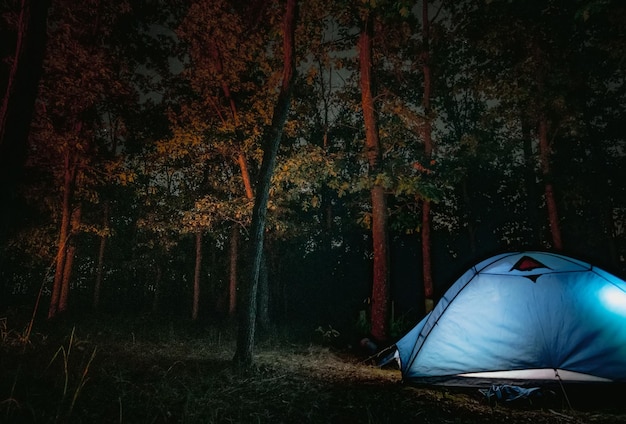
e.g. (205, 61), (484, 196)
(234, 0), (297, 368)
(359, 12), (390, 342)
(420, 0), (434, 314)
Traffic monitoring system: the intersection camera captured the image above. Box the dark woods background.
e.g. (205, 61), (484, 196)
(1, 0), (625, 343)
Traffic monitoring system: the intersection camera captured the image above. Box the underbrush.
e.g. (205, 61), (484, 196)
(1, 315), (625, 424)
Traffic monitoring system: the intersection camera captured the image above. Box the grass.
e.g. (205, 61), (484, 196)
(1, 315), (625, 423)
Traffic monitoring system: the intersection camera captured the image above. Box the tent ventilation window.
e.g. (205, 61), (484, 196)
(511, 256), (551, 272)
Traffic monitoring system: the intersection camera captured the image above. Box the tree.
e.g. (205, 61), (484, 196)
(29, 0), (133, 318)
(572, 0), (626, 268)
(419, 0), (435, 313)
(178, 0), (272, 322)
(0, 0), (50, 248)
(357, 6), (391, 342)
(47, 133), (81, 319)
(451, 0), (583, 251)
(89, 0), (181, 310)
(234, 0), (297, 368)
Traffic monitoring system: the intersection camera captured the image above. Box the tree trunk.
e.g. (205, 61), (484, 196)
(48, 149), (77, 319)
(359, 12), (390, 342)
(538, 117), (563, 250)
(237, 153), (255, 200)
(420, 0), (435, 314)
(48, 224), (68, 318)
(0, 0), (50, 248)
(234, 0), (297, 369)
(192, 230), (203, 321)
(237, 151), (272, 326)
(370, 185), (390, 341)
(93, 201), (109, 309)
(59, 245), (75, 314)
(58, 205), (81, 314)
(229, 224), (239, 317)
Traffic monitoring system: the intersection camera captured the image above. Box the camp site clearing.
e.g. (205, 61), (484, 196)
(1, 316), (625, 424)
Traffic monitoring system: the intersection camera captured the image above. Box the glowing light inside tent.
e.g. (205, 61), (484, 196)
(599, 285), (626, 316)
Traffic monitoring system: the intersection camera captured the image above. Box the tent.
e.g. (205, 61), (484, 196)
(394, 251), (626, 386)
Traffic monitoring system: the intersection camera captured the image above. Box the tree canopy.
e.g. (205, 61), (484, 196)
(1, 0), (625, 358)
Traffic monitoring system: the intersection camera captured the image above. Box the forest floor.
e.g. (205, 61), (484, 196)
(1, 315), (625, 424)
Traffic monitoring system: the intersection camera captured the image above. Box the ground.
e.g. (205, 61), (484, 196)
(1, 317), (625, 423)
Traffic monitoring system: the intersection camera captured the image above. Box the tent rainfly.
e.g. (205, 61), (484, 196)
(394, 251), (626, 386)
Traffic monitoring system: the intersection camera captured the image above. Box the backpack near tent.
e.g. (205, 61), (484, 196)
(392, 251), (626, 387)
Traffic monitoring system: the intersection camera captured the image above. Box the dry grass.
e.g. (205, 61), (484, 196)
(1, 318), (625, 423)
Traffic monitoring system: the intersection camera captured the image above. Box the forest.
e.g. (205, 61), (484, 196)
(1, 0), (626, 361)
(2, 1), (626, 422)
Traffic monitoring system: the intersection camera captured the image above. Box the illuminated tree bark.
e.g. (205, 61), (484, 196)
(48, 146), (78, 319)
(359, 12), (390, 342)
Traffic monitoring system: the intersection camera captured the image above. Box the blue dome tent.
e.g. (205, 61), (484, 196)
(394, 251), (626, 386)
